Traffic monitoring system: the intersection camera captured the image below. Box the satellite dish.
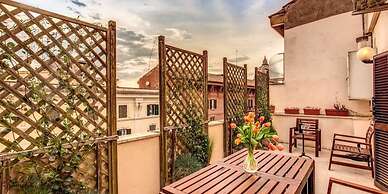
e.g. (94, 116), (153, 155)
(268, 53), (284, 79)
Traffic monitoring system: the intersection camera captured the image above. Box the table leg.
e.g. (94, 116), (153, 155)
(309, 168), (315, 194)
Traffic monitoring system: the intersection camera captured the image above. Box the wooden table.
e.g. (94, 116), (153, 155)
(160, 149), (315, 194)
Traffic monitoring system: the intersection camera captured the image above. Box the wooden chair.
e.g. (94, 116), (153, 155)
(289, 118), (321, 157)
(328, 125), (374, 177)
(327, 178), (386, 194)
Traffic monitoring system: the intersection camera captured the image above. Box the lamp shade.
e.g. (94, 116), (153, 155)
(357, 46), (376, 64)
(356, 34), (375, 64)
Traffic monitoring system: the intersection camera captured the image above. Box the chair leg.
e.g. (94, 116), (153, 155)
(315, 138), (319, 157)
(328, 149), (334, 170)
(294, 138), (297, 148)
(371, 156), (375, 178)
(289, 137), (293, 153)
(319, 131), (322, 151)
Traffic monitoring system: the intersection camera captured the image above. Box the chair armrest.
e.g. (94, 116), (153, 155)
(328, 178), (385, 194)
(334, 133), (365, 140)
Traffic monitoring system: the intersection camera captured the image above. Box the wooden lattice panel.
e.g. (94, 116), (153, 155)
(0, 1), (117, 193)
(255, 68), (269, 116)
(223, 58), (247, 156)
(158, 36), (208, 186)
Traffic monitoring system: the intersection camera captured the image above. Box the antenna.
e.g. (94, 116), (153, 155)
(235, 49), (238, 66)
(148, 37), (157, 70)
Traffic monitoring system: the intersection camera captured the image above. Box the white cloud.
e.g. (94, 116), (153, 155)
(164, 28), (192, 41)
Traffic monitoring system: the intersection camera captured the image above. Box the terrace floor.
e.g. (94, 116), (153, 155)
(280, 145), (376, 194)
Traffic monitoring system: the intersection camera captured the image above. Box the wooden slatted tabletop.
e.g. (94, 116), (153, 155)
(160, 149), (315, 194)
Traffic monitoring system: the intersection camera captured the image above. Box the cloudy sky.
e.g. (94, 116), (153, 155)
(19, 0), (287, 87)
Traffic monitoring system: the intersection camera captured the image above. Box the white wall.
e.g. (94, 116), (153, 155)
(373, 11), (388, 53)
(272, 114), (371, 149)
(271, 12), (371, 115)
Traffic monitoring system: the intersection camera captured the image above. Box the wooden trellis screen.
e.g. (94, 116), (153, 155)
(158, 36), (208, 186)
(255, 67), (270, 117)
(0, 1), (117, 193)
(223, 58), (247, 156)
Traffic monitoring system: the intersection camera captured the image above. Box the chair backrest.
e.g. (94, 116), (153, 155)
(365, 125), (375, 146)
(296, 118), (319, 131)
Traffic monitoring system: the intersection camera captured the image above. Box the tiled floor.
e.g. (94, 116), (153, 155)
(283, 146), (377, 194)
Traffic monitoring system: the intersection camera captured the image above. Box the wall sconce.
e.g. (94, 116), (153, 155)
(356, 33), (375, 64)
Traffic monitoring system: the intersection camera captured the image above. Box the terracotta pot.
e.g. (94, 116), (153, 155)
(303, 108), (321, 115)
(284, 108), (299, 114)
(325, 109), (349, 116)
(270, 105), (275, 113)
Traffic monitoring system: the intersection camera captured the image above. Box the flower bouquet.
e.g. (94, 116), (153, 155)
(231, 112), (284, 173)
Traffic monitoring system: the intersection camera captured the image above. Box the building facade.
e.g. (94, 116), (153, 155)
(137, 66), (256, 121)
(116, 87), (159, 135)
(268, 0), (379, 149)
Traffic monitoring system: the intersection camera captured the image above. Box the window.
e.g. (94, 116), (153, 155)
(247, 99), (254, 109)
(118, 105), (127, 118)
(149, 124), (157, 131)
(209, 99), (217, 110)
(147, 104), (159, 116)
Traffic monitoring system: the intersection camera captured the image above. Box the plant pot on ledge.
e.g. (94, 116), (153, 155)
(284, 108), (300, 114)
(325, 109), (349, 116)
(303, 108), (321, 115)
(270, 105), (275, 113)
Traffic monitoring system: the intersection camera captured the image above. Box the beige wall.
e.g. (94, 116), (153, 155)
(117, 134), (160, 194)
(271, 12), (370, 115)
(117, 121), (225, 194)
(208, 121), (224, 163)
(272, 114), (371, 149)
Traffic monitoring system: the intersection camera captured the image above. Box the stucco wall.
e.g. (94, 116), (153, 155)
(117, 121), (225, 194)
(272, 114), (371, 149)
(117, 134), (160, 194)
(208, 120), (225, 163)
(271, 12), (370, 115)
(373, 11), (388, 53)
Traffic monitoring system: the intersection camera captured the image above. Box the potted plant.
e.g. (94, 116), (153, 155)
(303, 107), (321, 115)
(231, 112), (283, 173)
(325, 104), (349, 116)
(284, 107), (300, 114)
(270, 105), (275, 113)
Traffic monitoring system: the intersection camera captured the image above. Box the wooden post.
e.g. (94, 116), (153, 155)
(203, 50), (208, 133)
(263, 57), (270, 109)
(107, 20), (118, 194)
(158, 35), (167, 188)
(254, 67), (259, 118)
(223, 57), (228, 157)
(244, 64), (248, 113)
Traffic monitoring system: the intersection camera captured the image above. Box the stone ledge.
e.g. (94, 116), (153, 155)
(118, 131), (160, 144)
(273, 112), (371, 120)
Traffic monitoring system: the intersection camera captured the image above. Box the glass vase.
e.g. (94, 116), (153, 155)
(243, 147), (258, 173)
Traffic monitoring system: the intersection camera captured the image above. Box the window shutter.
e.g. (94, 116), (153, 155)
(373, 51), (388, 191)
(147, 104), (151, 116)
(118, 105), (127, 118)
